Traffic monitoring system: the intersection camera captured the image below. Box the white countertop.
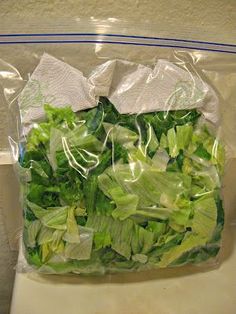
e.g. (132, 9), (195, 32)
(10, 232), (236, 314)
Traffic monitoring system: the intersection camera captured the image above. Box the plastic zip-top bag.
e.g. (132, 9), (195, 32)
(1, 19), (236, 275)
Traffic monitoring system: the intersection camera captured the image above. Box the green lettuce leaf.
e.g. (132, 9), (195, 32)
(151, 149), (169, 171)
(103, 122), (138, 146)
(109, 187), (139, 220)
(176, 124), (193, 150)
(157, 195), (217, 267)
(63, 206), (80, 243)
(167, 128), (179, 157)
(86, 214), (134, 259)
(41, 206), (68, 230)
(94, 232), (112, 250)
(64, 227), (93, 260)
(25, 220), (41, 248)
(100, 162), (191, 207)
(158, 233), (207, 267)
(21, 101), (224, 273)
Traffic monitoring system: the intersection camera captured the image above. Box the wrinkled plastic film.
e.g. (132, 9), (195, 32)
(0, 23), (236, 274)
(15, 57), (227, 274)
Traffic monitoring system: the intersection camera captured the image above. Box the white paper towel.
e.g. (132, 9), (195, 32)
(19, 53), (97, 126)
(18, 54), (219, 133)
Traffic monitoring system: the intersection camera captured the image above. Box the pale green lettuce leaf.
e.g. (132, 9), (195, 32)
(40, 242), (51, 263)
(131, 224), (154, 255)
(26, 220), (41, 248)
(94, 232), (112, 250)
(135, 207), (174, 220)
(41, 206), (68, 230)
(103, 122), (138, 145)
(128, 145), (150, 163)
(109, 187), (139, 220)
(48, 127), (64, 170)
(192, 196), (217, 239)
(176, 124), (193, 150)
(66, 124), (103, 152)
(167, 128), (179, 157)
(51, 230), (65, 253)
(138, 227), (154, 254)
(151, 149), (169, 171)
(30, 161), (49, 178)
(160, 133), (168, 149)
(63, 206), (80, 243)
(27, 201), (47, 219)
(169, 208), (192, 232)
(38, 226), (54, 245)
(97, 172), (119, 199)
(146, 124), (159, 153)
(64, 227), (94, 260)
(147, 221), (166, 241)
(157, 195), (217, 267)
(158, 233), (206, 267)
(102, 162), (191, 207)
(86, 215), (134, 259)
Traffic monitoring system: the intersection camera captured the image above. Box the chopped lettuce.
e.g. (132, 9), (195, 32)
(21, 99), (224, 274)
(63, 206), (80, 243)
(109, 187), (139, 220)
(64, 227), (93, 260)
(151, 148), (169, 171)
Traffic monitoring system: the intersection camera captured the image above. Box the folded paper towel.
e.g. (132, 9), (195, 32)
(18, 53), (219, 134)
(19, 54), (97, 126)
